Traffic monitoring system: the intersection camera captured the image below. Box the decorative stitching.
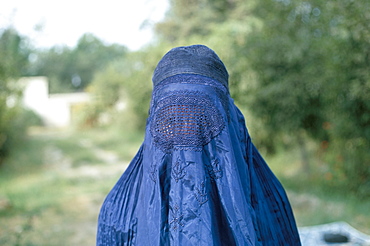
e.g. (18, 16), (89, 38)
(169, 204), (184, 231)
(171, 158), (192, 183)
(173, 146), (203, 152)
(205, 158), (223, 180)
(194, 181), (208, 206)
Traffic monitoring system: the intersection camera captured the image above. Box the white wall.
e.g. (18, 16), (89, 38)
(21, 76), (49, 122)
(21, 77), (90, 128)
(48, 93), (90, 127)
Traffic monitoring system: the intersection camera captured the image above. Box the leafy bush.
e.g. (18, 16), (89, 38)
(0, 107), (43, 164)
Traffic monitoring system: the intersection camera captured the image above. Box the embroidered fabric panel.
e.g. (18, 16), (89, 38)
(152, 74), (230, 121)
(150, 90), (225, 152)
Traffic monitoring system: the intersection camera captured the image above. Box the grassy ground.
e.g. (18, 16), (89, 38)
(0, 126), (143, 246)
(265, 147), (370, 234)
(0, 126), (369, 245)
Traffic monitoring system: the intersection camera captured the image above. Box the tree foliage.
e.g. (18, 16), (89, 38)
(0, 27), (32, 163)
(246, 0), (369, 196)
(31, 33), (127, 93)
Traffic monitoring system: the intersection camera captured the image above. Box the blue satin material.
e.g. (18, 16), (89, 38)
(97, 75), (301, 245)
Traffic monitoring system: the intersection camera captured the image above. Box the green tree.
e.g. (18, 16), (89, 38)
(0, 27), (32, 163)
(72, 34), (128, 90)
(321, 1), (370, 197)
(30, 46), (74, 92)
(246, 0), (369, 196)
(31, 33), (127, 93)
(245, 0), (332, 171)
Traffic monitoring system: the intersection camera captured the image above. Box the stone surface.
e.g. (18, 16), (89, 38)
(299, 222), (370, 246)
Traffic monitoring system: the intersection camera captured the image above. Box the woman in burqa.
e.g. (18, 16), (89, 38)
(97, 45), (301, 245)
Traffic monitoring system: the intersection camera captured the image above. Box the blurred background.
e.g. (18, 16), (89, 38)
(0, 0), (369, 245)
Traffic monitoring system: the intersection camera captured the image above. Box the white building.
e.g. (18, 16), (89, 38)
(21, 76), (91, 128)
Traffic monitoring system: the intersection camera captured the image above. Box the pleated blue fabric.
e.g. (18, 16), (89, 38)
(97, 45), (301, 245)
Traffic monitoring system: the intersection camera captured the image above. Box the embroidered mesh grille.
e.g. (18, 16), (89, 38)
(150, 91), (225, 152)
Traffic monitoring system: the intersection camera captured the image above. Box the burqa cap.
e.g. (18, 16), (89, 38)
(152, 45), (229, 88)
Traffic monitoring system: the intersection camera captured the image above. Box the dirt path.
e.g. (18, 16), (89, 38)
(42, 139), (129, 245)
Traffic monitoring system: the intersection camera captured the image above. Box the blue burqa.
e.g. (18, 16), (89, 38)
(97, 45), (301, 245)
